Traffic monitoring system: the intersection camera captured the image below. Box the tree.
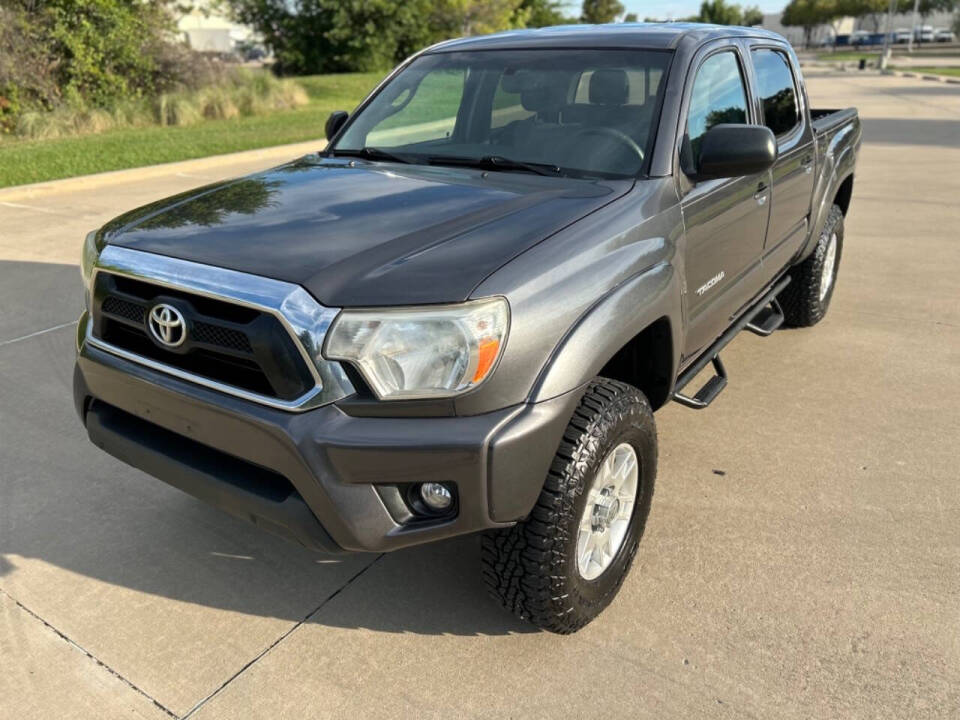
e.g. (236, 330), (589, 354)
(517, 0), (573, 26)
(624, 12), (639, 21)
(1, 0), (194, 126)
(226, 0), (529, 74)
(644, 0), (765, 23)
(839, 0), (913, 32)
(781, 0), (840, 48)
(697, 0), (744, 24)
(742, 5), (764, 24)
(433, 0), (526, 36)
(842, 0), (890, 32)
(580, 0), (625, 23)
(911, 0), (960, 34)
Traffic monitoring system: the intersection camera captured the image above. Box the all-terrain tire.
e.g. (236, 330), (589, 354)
(779, 204), (844, 327)
(481, 378), (657, 634)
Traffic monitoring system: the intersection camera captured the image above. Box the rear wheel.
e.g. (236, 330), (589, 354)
(779, 204), (844, 327)
(481, 378), (656, 634)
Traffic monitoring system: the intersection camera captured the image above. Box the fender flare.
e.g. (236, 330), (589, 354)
(530, 261), (683, 404)
(802, 129), (857, 261)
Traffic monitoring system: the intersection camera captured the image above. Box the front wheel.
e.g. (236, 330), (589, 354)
(481, 378), (657, 634)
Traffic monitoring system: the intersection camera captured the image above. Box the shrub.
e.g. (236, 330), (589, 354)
(0, 0), (228, 133)
(8, 69), (309, 140)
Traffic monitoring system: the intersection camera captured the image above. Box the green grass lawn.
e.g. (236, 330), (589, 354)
(897, 66), (960, 77)
(0, 72), (382, 189)
(815, 51), (880, 63)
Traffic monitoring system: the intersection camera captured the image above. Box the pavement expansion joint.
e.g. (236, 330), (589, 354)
(0, 320), (78, 349)
(0, 586), (178, 719)
(180, 553), (385, 719)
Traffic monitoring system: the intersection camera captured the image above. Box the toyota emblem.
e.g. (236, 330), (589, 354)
(148, 303), (187, 348)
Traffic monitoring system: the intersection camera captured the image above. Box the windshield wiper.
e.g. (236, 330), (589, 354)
(333, 147), (416, 164)
(428, 155), (563, 177)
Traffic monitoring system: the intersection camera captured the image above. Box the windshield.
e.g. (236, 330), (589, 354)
(332, 49), (672, 179)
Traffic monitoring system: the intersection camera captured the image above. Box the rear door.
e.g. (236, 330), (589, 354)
(678, 44), (771, 359)
(747, 45), (815, 273)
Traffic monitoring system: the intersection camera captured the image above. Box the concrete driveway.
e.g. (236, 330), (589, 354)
(1, 72), (958, 719)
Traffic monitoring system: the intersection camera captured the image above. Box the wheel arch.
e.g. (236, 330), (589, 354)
(597, 316), (674, 410)
(834, 173), (854, 216)
(530, 262), (682, 408)
(802, 167), (854, 262)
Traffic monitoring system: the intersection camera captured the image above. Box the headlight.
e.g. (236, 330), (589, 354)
(81, 230), (100, 310)
(324, 297), (509, 400)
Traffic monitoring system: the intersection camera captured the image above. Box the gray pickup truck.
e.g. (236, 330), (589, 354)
(75, 23), (860, 633)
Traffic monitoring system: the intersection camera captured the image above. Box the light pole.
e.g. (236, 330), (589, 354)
(879, 0), (898, 69)
(908, 0), (920, 52)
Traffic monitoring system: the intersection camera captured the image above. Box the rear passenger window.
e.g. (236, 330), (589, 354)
(751, 49), (799, 136)
(686, 52), (749, 167)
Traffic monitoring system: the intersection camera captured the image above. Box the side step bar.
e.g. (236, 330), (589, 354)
(745, 297), (785, 336)
(673, 275), (791, 410)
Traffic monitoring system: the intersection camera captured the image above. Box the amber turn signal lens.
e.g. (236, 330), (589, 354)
(472, 338), (501, 383)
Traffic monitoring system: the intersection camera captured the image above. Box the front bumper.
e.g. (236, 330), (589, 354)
(74, 314), (579, 553)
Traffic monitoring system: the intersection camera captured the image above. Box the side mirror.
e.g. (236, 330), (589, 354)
(325, 111), (349, 141)
(694, 124), (777, 180)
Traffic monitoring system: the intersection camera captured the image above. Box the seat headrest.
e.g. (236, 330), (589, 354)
(589, 69), (628, 107)
(501, 70), (566, 113)
(521, 85), (563, 113)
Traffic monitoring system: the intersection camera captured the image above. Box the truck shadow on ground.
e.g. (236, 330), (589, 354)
(0, 260), (536, 637)
(860, 117), (960, 148)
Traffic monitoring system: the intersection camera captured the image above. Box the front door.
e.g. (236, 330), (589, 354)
(680, 47), (771, 359)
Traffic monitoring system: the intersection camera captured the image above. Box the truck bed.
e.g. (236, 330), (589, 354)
(811, 107), (858, 135)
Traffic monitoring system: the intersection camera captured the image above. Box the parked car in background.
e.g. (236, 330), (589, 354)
(914, 26), (935, 43)
(934, 29), (956, 43)
(894, 28), (912, 43)
(838, 32), (884, 47)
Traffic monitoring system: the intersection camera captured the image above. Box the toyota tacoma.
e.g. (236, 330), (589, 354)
(75, 23), (860, 633)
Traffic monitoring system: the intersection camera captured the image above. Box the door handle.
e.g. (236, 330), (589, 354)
(754, 183), (768, 205)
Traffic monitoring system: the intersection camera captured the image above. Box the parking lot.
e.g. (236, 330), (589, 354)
(1, 70), (958, 719)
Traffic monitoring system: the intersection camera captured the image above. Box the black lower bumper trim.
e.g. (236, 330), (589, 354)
(85, 400), (343, 554)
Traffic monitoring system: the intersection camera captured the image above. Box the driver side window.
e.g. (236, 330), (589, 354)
(685, 52), (749, 170)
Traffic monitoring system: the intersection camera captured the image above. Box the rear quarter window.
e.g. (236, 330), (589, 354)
(751, 49), (799, 136)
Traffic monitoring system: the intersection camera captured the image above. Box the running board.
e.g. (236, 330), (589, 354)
(672, 275), (791, 410)
(745, 297), (785, 336)
(673, 355), (727, 409)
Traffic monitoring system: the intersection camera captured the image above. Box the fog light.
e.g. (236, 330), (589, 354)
(419, 482), (453, 512)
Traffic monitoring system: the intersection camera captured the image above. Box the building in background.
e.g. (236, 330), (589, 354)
(760, 13), (853, 46)
(176, 0), (264, 57)
(761, 9), (955, 48)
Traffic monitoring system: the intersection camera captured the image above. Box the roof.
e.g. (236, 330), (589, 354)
(430, 22), (786, 53)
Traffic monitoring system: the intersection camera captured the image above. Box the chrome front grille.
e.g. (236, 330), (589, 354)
(84, 245), (354, 412)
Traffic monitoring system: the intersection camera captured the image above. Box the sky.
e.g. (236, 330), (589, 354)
(561, 1), (787, 21)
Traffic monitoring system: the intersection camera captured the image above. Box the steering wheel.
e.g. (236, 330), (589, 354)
(571, 127), (644, 165)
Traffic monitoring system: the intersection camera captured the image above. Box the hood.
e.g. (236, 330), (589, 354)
(102, 155), (630, 306)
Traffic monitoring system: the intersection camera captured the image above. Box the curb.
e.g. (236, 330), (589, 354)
(0, 138), (327, 202)
(887, 68), (960, 84)
(802, 59), (960, 84)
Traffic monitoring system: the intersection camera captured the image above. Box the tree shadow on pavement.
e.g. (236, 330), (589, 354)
(0, 260), (535, 637)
